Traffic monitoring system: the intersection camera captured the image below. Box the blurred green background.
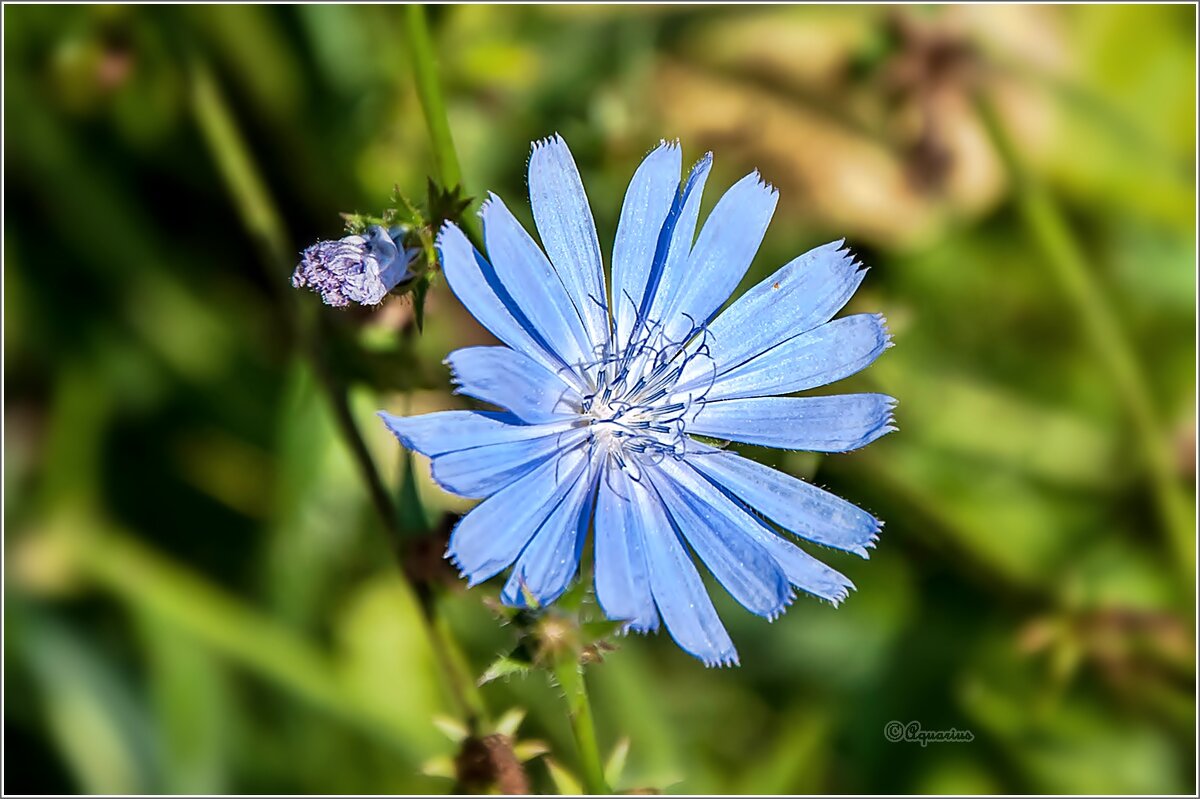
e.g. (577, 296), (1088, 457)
(4, 4), (1196, 795)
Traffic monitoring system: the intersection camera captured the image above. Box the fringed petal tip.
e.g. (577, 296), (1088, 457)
(434, 222), (476, 273)
(443, 549), (478, 586)
(434, 220), (462, 247)
(530, 132), (566, 154)
(848, 519), (884, 559)
(702, 650), (741, 669)
(476, 191), (504, 220)
(883, 396), (900, 436)
(652, 138), (682, 156)
(445, 547), (506, 591)
(838, 395), (899, 451)
(615, 618), (661, 637)
(746, 168), (779, 198)
(876, 314), (897, 350)
(765, 589), (798, 623)
(823, 578), (856, 608)
(828, 239), (873, 277)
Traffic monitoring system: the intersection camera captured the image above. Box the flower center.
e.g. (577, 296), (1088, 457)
(578, 316), (716, 468)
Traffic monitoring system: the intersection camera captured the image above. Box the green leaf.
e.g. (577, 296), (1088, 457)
(544, 758), (584, 796)
(603, 736), (630, 788)
(420, 755), (457, 780)
(431, 715), (470, 743)
(412, 274), (431, 333)
(333, 575), (450, 761)
(492, 707), (527, 738)
(18, 610), (157, 793)
(139, 613), (230, 794)
(513, 740), (551, 763)
(395, 447), (429, 537)
(478, 655), (533, 686)
(426, 177), (473, 230)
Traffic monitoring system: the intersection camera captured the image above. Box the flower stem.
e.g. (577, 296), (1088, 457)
(188, 52), (488, 727)
(190, 54), (400, 542)
(402, 5), (462, 190)
(553, 659), (610, 795)
(401, 5), (484, 249)
(975, 92), (1195, 588)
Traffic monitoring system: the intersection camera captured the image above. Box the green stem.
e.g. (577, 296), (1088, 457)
(401, 5), (483, 249)
(310, 313), (402, 541)
(976, 92), (1195, 587)
(430, 599), (489, 726)
(193, 54), (402, 545)
(397, 445), (489, 729)
(188, 52), (488, 724)
(402, 5), (462, 190)
(190, 57), (289, 270)
(553, 659), (610, 795)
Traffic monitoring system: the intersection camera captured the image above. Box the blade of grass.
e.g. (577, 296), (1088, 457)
(976, 91), (1195, 592)
(188, 51), (488, 728)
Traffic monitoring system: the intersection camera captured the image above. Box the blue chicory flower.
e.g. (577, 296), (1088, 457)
(380, 136), (896, 666)
(292, 225), (416, 306)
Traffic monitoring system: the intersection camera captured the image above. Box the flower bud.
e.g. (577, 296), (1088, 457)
(292, 225), (415, 307)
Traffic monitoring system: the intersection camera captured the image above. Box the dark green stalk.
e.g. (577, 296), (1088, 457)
(190, 56), (399, 541)
(188, 53), (487, 726)
(975, 92), (1195, 588)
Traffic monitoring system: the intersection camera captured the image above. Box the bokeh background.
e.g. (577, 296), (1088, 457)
(4, 4), (1196, 795)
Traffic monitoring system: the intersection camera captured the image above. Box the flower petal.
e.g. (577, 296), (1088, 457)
(437, 223), (583, 390)
(611, 141), (682, 351)
(689, 394), (898, 452)
(639, 153), (712, 336)
(501, 451), (600, 608)
(649, 463), (792, 619)
(749, 532), (855, 605)
(639, 483), (739, 667)
(593, 465), (660, 632)
(693, 314), (892, 401)
(446, 445), (590, 587)
(446, 346), (583, 423)
(695, 240), (866, 380)
(657, 458), (855, 605)
(689, 447), (881, 557)
(481, 193), (595, 371)
(529, 135), (611, 354)
(661, 171), (778, 343)
(379, 410), (574, 458)
(432, 427), (590, 499)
